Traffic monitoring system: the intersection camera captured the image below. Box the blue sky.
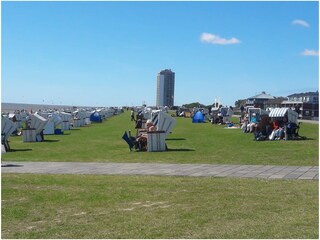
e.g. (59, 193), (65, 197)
(2, 1), (319, 107)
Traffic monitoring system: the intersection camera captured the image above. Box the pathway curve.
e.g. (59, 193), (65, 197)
(2, 161), (318, 180)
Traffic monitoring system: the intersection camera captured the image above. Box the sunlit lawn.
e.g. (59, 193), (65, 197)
(2, 111), (319, 166)
(2, 173), (318, 239)
(2, 111), (318, 239)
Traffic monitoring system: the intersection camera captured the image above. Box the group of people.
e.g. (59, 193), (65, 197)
(268, 118), (286, 140)
(240, 112), (258, 133)
(212, 112), (224, 124)
(241, 111), (287, 141)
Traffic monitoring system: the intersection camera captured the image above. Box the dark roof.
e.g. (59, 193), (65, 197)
(266, 97), (287, 104)
(288, 91), (319, 98)
(248, 92), (275, 100)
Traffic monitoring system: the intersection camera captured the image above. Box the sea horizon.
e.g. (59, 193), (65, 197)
(1, 102), (106, 113)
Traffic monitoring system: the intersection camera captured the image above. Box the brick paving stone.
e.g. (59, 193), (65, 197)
(298, 171), (319, 179)
(269, 175), (288, 179)
(283, 173), (304, 179)
(242, 171), (266, 178)
(255, 175), (271, 179)
(296, 166), (313, 171)
(229, 171), (248, 177)
(298, 176), (316, 180)
(258, 165), (276, 171)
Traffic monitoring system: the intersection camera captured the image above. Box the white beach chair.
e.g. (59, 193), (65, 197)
(1, 116), (17, 152)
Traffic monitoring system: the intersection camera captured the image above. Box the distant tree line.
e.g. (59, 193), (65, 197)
(234, 99), (246, 108)
(181, 102), (211, 109)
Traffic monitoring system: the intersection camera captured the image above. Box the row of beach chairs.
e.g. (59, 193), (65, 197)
(1, 108), (118, 153)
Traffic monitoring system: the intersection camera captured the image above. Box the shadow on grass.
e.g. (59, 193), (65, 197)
(42, 140), (60, 142)
(54, 133), (71, 136)
(285, 137), (315, 141)
(9, 148), (32, 152)
(167, 148), (195, 152)
(303, 137), (315, 141)
(166, 138), (186, 141)
(70, 128), (81, 130)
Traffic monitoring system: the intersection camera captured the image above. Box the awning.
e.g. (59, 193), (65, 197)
(269, 108), (288, 118)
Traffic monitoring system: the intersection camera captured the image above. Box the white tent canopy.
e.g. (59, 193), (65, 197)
(269, 108), (298, 123)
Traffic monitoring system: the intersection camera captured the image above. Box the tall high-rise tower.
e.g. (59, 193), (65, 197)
(156, 69), (175, 107)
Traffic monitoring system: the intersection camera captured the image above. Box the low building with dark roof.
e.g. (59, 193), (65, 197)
(287, 91), (319, 103)
(246, 91), (275, 109)
(282, 91), (318, 120)
(265, 97), (288, 110)
(242, 91), (318, 120)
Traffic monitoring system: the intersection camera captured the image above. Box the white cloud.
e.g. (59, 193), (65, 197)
(301, 49), (319, 56)
(292, 19), (310, 28)
(200, 32), (240, 45)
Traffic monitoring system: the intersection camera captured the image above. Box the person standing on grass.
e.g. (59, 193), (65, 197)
(130, 110), (135, 121)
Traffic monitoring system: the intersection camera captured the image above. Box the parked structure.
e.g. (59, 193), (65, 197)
(156, 69), (175, 108)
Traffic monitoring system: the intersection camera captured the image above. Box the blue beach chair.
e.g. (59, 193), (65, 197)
(122, 131), (135, 151)
(122, 131), (148, 151)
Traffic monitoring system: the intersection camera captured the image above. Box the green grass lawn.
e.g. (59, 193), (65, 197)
(2, 111), (319, 238)
(2, 173), (318, 239)
(2, 111), (319, 166)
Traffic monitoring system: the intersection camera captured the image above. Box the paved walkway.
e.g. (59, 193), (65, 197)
(1, 161), (318, 180)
